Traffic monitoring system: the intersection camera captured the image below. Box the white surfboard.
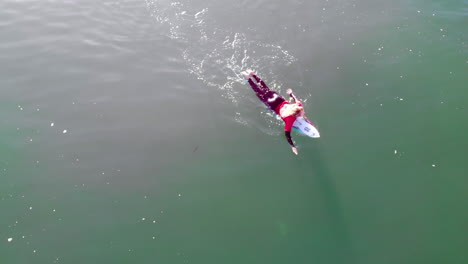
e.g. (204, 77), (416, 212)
(292, 117), (320, 138)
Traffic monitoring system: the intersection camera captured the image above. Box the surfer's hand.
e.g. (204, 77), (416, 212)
(286, 89), (293, 96)
(291, 147), (298, 155)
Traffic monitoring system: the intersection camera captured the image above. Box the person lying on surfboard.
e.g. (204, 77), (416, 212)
(241, 70), (313, 155)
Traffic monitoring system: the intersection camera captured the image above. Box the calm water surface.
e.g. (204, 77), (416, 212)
(1, 0), (467, 263)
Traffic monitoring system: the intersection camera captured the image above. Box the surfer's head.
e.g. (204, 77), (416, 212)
(294, 105), (304, 117)
(282, 103), (304, 117)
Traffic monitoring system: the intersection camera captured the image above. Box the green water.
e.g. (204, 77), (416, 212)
(1, 0), (467, 263)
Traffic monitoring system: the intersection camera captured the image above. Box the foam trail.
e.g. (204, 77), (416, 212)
(145, 0), (298, 129)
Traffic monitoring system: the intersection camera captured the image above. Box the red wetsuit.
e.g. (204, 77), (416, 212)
(275, 101), (303, 147)
(275, 101), (303, 131)
(247, 73), (300, 147)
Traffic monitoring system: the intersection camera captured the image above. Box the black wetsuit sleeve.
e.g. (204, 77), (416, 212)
(285, 131), (295, 147)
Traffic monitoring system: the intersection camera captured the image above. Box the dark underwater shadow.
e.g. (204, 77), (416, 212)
(298, 142), (357, 264)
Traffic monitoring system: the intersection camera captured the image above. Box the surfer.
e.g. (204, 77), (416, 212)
(242, 70), (312, 155)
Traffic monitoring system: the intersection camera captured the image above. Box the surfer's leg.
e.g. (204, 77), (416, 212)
(248, 78), (285, 111)
(252, 74), (270, 91)
(248, 78), (269, 100)
(264, 91), (285, 111)
(245, 71), (285, 110)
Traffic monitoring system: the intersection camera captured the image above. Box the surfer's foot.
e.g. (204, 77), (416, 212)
(246, 69), (255, 77)
(241, 71), (251, 80)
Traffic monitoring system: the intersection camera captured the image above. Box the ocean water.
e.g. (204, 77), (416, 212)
(1, 0), (467, 263)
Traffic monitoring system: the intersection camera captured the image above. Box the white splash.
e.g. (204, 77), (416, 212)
(145, 0), (299, 128)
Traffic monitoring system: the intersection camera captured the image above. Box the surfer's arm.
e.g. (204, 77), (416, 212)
(285, 131), (299, 155)
(285, 131), (295, 147)
(284, 118), (298, 154)
(286, 89), (300, 103)
(290, 93), (300, 103)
